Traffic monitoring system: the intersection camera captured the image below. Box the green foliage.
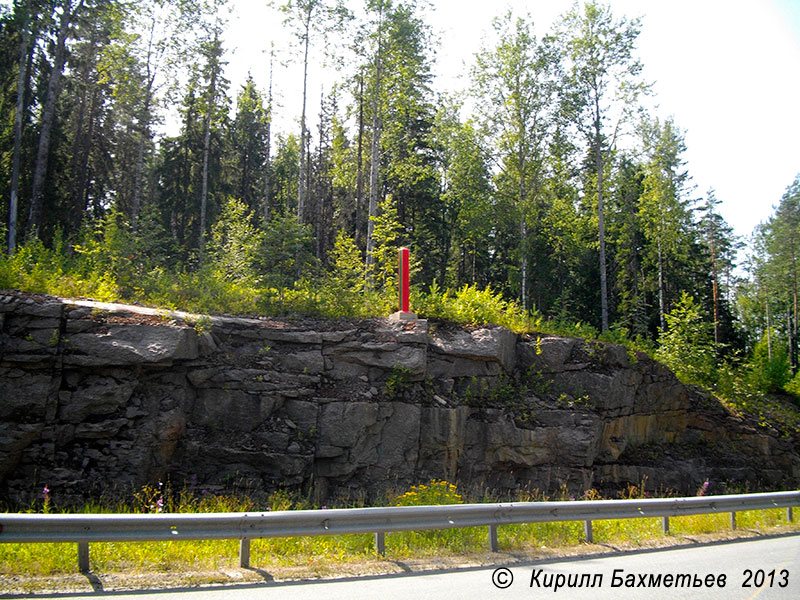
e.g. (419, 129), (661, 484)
(747, 333), (791, 394)
(0, 227), (120, 302)
(316, 231), (368, 317)
(656, 292), (716, 386)
(415, 283), (539, 333)
(385, 365), (414, 399)
(0, 0), (775, 417)
(367, 195), (402, 292)
(540, 318), (599, 341)
(598, 323), (655, 360)
(207, 197), (264, 285)
(783, 371), (800, 400)
(259, 214), (317, 294)
(392, 480), (463, 506)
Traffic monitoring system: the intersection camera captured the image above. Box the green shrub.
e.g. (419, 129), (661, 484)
(747, 333), (791, 394)
(655, 292), (716, 386)
(783, 371), (800, 399)
(415, 282), (539, 332)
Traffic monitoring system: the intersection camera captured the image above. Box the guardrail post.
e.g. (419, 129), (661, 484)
(730, 511), (737, 530)
(375, 532), (385, 556)
(584, 520), (593, 543)
(788, 506), (794, 523)
(488, 525), (499, 552)
(78, 542), (90, 573)
(239, 538), (251, 568)
(662, 516), (669, 534)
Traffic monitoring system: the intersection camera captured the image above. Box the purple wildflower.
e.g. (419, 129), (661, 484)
(41, 485), (52, 513)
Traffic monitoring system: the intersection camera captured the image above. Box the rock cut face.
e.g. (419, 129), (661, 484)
(1, 291), (797, 507)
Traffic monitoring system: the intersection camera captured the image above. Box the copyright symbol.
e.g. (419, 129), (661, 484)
(492, 567), (513, 589)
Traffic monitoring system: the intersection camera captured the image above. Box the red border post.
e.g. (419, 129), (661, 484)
(399, 247), (410, 313)
(389, 248), (416, 321)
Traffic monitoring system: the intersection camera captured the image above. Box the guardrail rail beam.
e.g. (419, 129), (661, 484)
(0, 490), (797, 573)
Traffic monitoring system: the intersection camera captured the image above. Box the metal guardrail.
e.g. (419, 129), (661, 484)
(1, 491), (798, 573)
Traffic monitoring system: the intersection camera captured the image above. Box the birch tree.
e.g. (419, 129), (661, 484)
(638, 117), (690, 332)
(279, 0), (347, 225)
(472, 12), (556, 308)
(557, 0), (649, 331)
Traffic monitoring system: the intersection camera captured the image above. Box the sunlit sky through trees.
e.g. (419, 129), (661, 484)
(219, 0), (800, 240)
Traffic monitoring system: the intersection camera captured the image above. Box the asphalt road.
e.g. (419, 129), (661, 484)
(11, 533), (800, 600)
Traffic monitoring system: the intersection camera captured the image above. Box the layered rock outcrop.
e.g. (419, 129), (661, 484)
(1, 291), (798, 507)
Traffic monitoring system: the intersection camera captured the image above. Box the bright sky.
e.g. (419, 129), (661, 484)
(224, 0), (800, 243)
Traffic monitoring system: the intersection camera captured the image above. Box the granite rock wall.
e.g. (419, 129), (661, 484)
(1, 291), (798, 507)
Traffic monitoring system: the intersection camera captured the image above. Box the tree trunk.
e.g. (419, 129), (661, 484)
(316, 90), (325, 260)
(518, 140), (528, 310)
(70, 86), (99, 234)
(199, 37), (219, 260)
(711, 241), (720, 347)
(8, 9), (33, 254)
(520, 218), (528, 308)
(793, 232), (799, 372)
(67, 14), (102, 233)
(354, 70), (365, 244)
(131, 96), (152, 228)
(595, 108), (609, 332)
(766, 299), (772, 360)
(365, 1), (384, 281)
(28, 0), (80, 240)
(788, 310), (794, 374)
(297, 7), (312, 224)
(657, 237), (665, 332)
(263, 52), (273, 225)
(200, 115), (211, 258)
(131, 14), (159, 229)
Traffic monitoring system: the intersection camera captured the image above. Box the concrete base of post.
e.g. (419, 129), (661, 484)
(389, 310), (418, 321)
